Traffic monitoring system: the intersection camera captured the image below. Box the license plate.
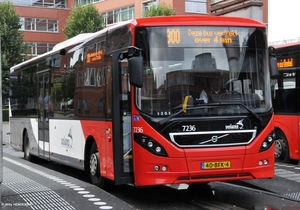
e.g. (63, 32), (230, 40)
(201, 161), (231, 170)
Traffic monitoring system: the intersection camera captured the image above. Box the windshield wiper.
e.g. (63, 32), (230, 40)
(236, 102), (262, 123)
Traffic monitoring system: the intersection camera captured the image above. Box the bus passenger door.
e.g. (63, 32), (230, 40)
(37, 72), (51, 160)
(111, 53), (134, 185)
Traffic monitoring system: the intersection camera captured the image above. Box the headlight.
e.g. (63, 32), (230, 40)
(134, 134), (168, 157)
(259, 131), (275, 152)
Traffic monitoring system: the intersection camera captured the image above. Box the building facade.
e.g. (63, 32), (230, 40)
(5, 0), (266, 57)
(89, 0), (211, 26)
(2, 0), (74, 57)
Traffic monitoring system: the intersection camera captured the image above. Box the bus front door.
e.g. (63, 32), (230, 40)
(112, 53), (134, 185)
(37, 72), (51, 160)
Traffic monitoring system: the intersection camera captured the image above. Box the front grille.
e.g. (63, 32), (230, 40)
(169, 129), (256, 148)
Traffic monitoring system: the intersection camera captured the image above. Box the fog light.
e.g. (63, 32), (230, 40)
(154, 165), (160, 171)
(258, 160), (263, 166)
(264, 160), (268, 165)
(161, 166), (167, 171)
(147, 141), (154, 148)
(155, 147), (161, 153)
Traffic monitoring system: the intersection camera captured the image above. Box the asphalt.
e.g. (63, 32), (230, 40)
(0, 123), (137, 210)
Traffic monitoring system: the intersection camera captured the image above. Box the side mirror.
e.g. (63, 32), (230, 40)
(129, 55), (143, 88)
(269, 46), (278, 78)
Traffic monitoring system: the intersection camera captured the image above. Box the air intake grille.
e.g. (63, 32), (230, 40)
(169, 129), (256, 148)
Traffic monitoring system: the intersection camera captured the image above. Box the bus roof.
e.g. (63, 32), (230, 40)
(132, 15), (266, 28)
(274, 41), (300, 49)
(10, 15), (265, 73)
(10, 33), (96, 73)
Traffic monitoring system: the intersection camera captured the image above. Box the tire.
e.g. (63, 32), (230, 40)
(89, 142), (115, 190)
(24, 131), (32, 161)
(89, 142), (114, 190)
(275, 130), (290, 163)
(23, 131), (38, 162)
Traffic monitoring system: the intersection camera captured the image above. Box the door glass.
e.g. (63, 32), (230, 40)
(120, 61), (133, 173)
(38, 73), (50, 146)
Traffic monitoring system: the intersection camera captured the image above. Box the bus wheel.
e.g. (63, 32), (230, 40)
(23, 131), (40, 163)
(89, 142), (105, 188)
(24, 131), (31, 160)
(275, 130), (290, 163)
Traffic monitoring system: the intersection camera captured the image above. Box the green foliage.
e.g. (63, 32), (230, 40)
(143, 2), (176, 17)
(0, 2), (27, 102)
(63, 4), (103, 39)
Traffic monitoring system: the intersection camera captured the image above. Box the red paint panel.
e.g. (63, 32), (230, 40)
(80, 120), (114, 180)
(274, 115), (300, 160)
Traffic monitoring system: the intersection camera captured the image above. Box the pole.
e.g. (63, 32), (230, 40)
(0, 35), (3, 207)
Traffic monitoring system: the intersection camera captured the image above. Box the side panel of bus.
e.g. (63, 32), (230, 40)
(274, 115), (300, 160)
(9, 118), (37, 152)
(49, 120), (85, 166)
(271, 67), (300, 162)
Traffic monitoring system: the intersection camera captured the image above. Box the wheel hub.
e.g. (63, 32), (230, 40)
(90, 153), (98, 176)
(275, 139), (282, 158)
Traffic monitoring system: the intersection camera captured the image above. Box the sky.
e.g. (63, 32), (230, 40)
(268, 0), (300, 45)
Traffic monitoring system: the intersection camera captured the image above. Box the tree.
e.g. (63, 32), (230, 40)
(63, 4), (103, 39)
(143, 2), (176, 17)
(0, 2), (27, 102)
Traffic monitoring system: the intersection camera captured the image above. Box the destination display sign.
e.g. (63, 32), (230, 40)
(167, 27), (239, 47)
(86, 49), (103, 63)
(277, 58), (294, 68)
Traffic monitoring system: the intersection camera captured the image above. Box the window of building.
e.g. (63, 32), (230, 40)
(77, 71), (84, 87)
(20, 17), (59, 32)
(48, 19), (58, 32)
(84, 68), (96, 86)
(75, 0), (102, 6)
(185, 0), (207, 13)
(27, 42), (56, 56)
(20, 18), (35, 31)
(36, 19), (47, 31)
(102, 6), (134, 26)
(142, 0), (157, 15)
(9, 0), (66, 8)
(107, 11), (114, 25)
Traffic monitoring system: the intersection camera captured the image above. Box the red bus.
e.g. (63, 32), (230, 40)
(9, 16), (277, 189)
(271, 41), (300, 164)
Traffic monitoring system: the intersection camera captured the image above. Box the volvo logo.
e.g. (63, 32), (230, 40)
(211, 136), (218, 143)
(200, 134), (229, 145)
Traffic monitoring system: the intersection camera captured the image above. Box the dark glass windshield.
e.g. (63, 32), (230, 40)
(134, 26), (271, 117)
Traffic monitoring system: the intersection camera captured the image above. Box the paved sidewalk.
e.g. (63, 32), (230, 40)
(0, 144), (137, 210)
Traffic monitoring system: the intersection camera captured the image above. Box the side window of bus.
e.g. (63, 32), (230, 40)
(281, 77), (296, 113)
(272, 74), (297, 113)
(283, 88), (296, 112)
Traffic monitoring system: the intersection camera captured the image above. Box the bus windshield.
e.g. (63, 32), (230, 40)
(135, 26), (271, 117)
